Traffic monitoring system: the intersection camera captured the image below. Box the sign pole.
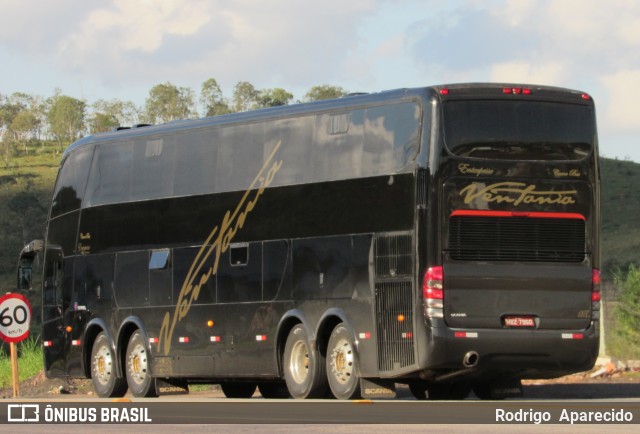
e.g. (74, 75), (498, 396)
(10, 341), (19, 398)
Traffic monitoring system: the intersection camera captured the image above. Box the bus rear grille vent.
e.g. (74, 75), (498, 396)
(374, 233), (413, 278)
(375, 280), (415, 373)
(417, 170), (427, 209)
(448, 215), (586, 262)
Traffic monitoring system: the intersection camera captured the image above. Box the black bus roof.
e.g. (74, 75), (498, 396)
(63, 83), (592, 159)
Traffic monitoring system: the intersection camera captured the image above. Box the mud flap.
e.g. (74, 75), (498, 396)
(360, 378), (396, 399)
(155, 378), (189, 395)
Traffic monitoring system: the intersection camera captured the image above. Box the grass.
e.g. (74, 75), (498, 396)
(0, 338), (43, 389)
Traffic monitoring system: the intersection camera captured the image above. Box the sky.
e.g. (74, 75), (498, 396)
(1, 0), (639, 161)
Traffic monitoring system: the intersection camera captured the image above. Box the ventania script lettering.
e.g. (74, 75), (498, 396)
(157, 141), (283, 355)
(460, 182), (577, 206)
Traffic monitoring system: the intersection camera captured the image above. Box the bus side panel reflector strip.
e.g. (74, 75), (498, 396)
(358, 332), (371, 339)
(454, 332), (478, 338)
(179, 337), (189, 343)
(255, 335), (267, 341)
(149, 337), (158, 344)
(43, 341), (52, 347)
(210, 336), (221, 342)
(71, 340), (81, 346)
(562, 333), (584, 339)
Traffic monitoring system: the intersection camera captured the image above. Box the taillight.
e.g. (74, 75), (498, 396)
(503, 87), (532, 95)
(591, 269), (601, 321)
(423, 266), (444, 318)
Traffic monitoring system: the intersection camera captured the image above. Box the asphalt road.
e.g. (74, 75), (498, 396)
(1, 382), (639, 432)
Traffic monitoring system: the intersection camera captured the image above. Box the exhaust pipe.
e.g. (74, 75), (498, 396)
(463, 351), (479, 368)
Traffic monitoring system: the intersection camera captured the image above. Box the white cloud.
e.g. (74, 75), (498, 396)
(489, 61), (568, 86)
(0, 0), (381, 94)
(600, 69), (640, 132)
(401, 0), (640, 159)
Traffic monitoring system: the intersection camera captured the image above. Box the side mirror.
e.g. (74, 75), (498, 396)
(17, 240), (43, 291)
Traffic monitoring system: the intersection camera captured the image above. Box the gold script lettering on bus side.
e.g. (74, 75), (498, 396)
(460, 182), (577, 206)
(458, 163), (494, 177)
(157, 141), (283, 356)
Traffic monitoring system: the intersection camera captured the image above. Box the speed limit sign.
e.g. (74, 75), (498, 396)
(0, 293), (32, 343)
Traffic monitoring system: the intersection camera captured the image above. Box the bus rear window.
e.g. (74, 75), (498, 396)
(443, 100), (594, 160)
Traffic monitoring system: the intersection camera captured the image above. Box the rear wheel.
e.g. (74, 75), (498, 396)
(283, 324), (328, 399)
(220, 382), (256, 398)
(326, 323), (361, 400)
(90, 332), (127, 398)
(125, 330), (157, 397)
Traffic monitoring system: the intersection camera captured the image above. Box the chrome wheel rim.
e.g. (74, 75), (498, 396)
(93, 345), (113, 386)
(330, 338), (354, 385)
(289, 340), (309, 384)
(127, 343), (148, 386)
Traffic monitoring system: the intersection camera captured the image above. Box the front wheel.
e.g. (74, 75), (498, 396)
(409, 381), (470, 400)
(326, 323), (361, 400)
(258, 381), (290, 399)
(90, 332), (127, 398)
(125, 330), (157, 397)
(283, 324), (328, 399)
(220, 382), (256, 398)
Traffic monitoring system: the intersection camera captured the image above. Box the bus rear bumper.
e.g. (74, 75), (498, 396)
(419, 321), (599, 381)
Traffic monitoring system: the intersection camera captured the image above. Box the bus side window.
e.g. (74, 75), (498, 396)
(55, 261), (63, 306)
(44, 260), (63, 307)
(230, 243), (249, 266)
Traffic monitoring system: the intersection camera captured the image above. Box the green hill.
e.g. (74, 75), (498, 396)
(601, 158), (640, 274)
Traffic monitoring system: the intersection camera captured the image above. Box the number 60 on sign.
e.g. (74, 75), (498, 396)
(0, 293), (32, 343)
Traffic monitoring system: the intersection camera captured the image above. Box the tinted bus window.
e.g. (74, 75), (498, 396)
(85, 142), (133, 206)
(443, 100), (593, 160)
(173, 130), (217, 197)
(363, 102), (421, 175)
(51, 147), (94, 217)
(131, 136), (175, 201)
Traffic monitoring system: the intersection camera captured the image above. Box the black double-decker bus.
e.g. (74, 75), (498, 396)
(20, 83), (600, 400)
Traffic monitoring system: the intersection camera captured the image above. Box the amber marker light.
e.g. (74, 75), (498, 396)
(65, 326), (72, 333)
(207, 320), (215, 327)
(397, 314), (405, 322)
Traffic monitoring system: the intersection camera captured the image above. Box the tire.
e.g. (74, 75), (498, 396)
(90, 332), (127, 398)
(409, 380), (428, 400)
(409, 381), (470, 400)
(125, 330), (157, 397)
(283, 324), (328, 399)
(472, 383), (495, 400)
(258, 381), (290, 399)
(220, 382), (256, 398)
(326, 323), (361, 400)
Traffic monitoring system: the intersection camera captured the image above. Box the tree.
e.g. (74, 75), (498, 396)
(47, 94), (87, 150)
(256, 88), (294, 108)
(144, 82), (196, 124)
(613, 265), (640, 359)
(304, 85), (348, 102)
(92, 99), (140, 128)
(232, 81), (259, 112)
(88, 112), (119, 133)
(0, 95), (20, 165)
(200, 78), (231, 117)
(10, 109), (38, 153)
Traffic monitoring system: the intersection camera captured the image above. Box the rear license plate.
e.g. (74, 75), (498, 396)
(503, 316), (536, 327)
